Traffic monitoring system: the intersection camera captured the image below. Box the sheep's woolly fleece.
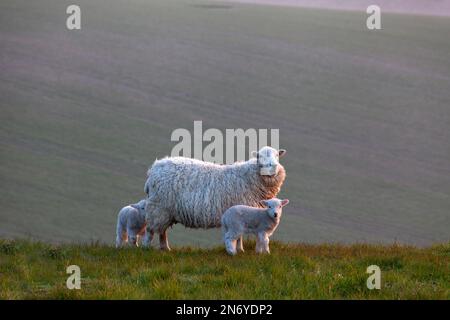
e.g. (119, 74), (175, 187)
(144, 148), (286, 231)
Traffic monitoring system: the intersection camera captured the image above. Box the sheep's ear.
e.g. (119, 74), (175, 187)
(251, 151), (258, 158)
(260, 200), (269, 207)
(278, 149), (287, 157)
(281, 199), (289, 207)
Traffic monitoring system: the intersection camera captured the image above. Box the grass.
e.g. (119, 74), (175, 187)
(0, 239), (448, 299)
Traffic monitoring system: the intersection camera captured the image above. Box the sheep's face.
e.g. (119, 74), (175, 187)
(261, 198), (289, 219)
(252, 146), (286, 176)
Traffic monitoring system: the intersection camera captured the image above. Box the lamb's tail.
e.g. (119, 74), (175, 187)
(115, 210), (126, 248)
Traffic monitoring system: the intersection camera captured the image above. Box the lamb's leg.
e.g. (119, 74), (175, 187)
(115, 233), (124, 248)
(115, 221), (126, 248)
(225, 237), (237, 256)
(255, 240), (261, 253)
(256, 232), (266, 253)
(159, 229), (171, 251)
(237, 236), (244, 253)
(223, 231), (240, 256)
(262, 234), (270, 254)
(127, 228), (138, 247)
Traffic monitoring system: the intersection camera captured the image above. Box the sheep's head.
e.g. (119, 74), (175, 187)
(261, 198), (289, 219)
(252, 146), (286, 176)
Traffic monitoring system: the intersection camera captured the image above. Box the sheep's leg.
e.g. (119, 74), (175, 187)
(142, 225), (154, 248)
(146, 203), (172, 251)
(135, 225), (146, 247)
(136, 235), (141, 247)
(142, 200), (159, 248)
(159, 229), (171, 251)
(237, 236), (244, 253)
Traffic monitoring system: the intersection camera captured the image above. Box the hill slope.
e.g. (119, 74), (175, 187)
(221, 0), (450, 17)
(0, 240), (448, 299)
(0, 0), (449, 246)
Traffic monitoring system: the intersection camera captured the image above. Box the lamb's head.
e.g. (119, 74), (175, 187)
(261, 198), (289, 219)
(131, 200), (147, 216)
(252, 146), (286, 176)
(136, 200), (146, 211)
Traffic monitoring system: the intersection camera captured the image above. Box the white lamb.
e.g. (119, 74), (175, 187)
(221, 198), (289, 255)
(115, 200), (147, 248)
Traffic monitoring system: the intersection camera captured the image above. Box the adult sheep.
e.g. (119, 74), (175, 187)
(142, 146), (287, 250)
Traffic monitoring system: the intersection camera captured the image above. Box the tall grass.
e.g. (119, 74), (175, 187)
(0, 240), (448, 299)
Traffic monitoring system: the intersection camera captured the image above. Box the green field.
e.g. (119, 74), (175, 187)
(0, 240), (448, 299)
(0, 0), (449, 247)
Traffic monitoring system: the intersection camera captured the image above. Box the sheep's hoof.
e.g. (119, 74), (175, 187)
(160, 246), (171, 251)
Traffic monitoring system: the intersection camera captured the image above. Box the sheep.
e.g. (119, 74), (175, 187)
(115, 200), (147, 248)
(142, 146), (287, 251)
(221, 198), (289, 255)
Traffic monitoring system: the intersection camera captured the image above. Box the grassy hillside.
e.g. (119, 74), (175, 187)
(0, 239), (448, 299)
(0, 0), (449, 246)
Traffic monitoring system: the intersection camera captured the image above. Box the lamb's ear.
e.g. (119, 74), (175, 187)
(260, 200), (269, 207)
(278, 149), (287, 157)
(281, 199), (289, 207)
